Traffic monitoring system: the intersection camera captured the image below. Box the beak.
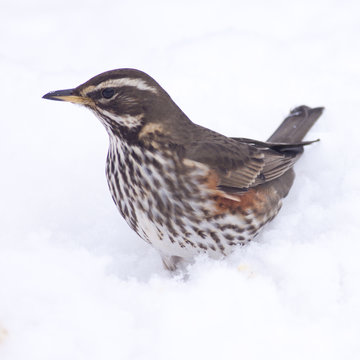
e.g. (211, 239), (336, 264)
(42, 88), (89, 104)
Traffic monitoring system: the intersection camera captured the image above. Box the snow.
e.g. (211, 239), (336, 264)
(1, 0), (360, 359)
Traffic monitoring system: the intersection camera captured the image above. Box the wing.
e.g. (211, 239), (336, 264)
(185, 137), (264, 190)
(185, 135), (309, 194)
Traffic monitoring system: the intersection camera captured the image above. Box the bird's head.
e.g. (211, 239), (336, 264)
(43, 69), (188, 143)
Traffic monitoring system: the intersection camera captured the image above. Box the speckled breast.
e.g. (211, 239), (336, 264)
(105, 138), (281, 260)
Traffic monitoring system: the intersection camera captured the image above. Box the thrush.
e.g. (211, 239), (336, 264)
(43, 69), (323, 271)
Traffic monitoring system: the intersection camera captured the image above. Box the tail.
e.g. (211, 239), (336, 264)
(267, 106), (324, 143)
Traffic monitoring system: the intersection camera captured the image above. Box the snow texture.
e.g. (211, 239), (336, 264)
(1, 0), (360, 359)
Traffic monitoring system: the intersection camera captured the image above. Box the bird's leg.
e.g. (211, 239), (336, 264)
(161, 255), (185, 271)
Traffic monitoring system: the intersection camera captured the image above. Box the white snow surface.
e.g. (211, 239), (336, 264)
(1, 0), (360, 359)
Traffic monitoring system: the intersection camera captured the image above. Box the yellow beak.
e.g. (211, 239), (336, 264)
(42, 88), (89, 105)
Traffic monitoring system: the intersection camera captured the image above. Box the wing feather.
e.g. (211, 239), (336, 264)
(184, 134), (303, 193)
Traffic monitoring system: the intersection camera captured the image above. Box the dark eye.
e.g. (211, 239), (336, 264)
(102, 88), (115, 99)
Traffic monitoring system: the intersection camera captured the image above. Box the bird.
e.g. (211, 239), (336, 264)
(43, 69), (323, 271)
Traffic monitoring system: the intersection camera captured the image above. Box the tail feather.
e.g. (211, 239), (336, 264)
(267, 106), (324, 143)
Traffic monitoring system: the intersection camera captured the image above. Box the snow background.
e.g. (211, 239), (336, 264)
(1, 0), (360, 359)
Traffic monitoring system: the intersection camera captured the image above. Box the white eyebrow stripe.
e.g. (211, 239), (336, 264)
(94, 78), (158, 94)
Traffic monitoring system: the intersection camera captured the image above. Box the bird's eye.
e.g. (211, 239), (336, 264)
(102, 88), (115, 99)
